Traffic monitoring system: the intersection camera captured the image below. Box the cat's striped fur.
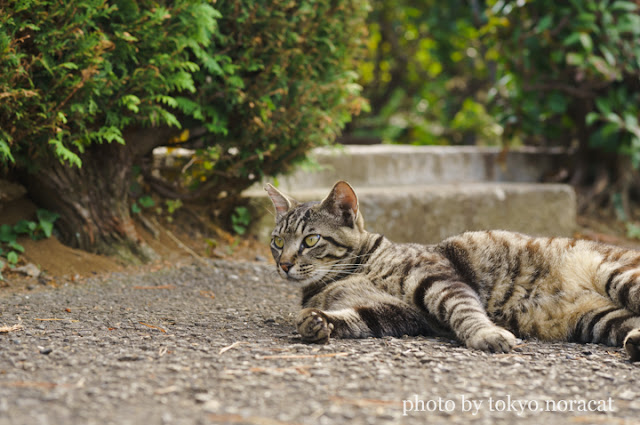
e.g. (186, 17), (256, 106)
(265, 181), (640, 362)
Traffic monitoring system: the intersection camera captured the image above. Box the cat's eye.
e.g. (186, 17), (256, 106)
(303, 234), (321, 248)
(273, 236), (284, 248)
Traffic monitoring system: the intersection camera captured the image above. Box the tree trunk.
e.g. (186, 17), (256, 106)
(23, 140), (158, 263)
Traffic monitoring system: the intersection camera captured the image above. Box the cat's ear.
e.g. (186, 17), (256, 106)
(264, 184), (298, 220)
(320, 181), (359, 227)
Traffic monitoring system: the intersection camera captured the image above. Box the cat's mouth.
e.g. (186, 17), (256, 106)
(278, 264), (326, 285)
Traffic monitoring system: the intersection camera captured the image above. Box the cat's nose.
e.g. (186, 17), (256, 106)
(280, 262), (294, 273)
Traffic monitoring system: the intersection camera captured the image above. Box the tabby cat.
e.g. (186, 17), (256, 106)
(265, 181), (640, 362)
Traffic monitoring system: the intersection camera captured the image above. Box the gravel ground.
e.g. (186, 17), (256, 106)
(1, 259), (639, 425)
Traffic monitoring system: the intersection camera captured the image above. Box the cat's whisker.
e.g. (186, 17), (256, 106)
(315, 269), (359, 274)
(328, 253), (371, 263)
(262, 205), (276, 218)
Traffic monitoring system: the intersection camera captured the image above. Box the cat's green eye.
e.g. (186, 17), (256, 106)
(273, 236), (284, 249)
(303, 234), (321, 248)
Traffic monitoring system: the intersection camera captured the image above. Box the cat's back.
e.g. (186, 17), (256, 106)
(438, 229), (626, 265)
(436, 230), (614, 296)
(437, 229), (596, 264)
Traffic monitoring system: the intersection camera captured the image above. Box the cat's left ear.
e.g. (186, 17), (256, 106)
(320, 181), (359, 227)
(265, 184), (298, 220)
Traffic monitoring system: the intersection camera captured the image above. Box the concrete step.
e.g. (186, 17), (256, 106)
(244, 183), (576, 244)
(266, 145), (571, 192)
(240, 145), (576, 244)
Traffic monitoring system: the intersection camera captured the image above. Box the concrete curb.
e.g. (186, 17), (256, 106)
(244, 183), (576, 244)
(266, 145), (571, 191)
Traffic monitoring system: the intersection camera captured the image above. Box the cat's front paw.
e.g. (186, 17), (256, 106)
(466, 326), (516, 353)
(296, 308), (334, 344)
(624, 329), (640, 362)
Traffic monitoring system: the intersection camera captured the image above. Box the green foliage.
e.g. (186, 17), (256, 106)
(138, 195), (155, 209)
(352, 0), (499, 145)
(182, 0), (369, 198)
(2, 0), (368, 211)
(165, 199), (183, 215)
(350, 0), (640, 162)
(158, 199), (183, 223)
(231, 206), (251, 235)
(131, 195), (155, 214)
(1, 0), (224, 168)
(36, 209), (60, 238)
(626, 222), (640, 240)
(483, 0), (640, 157)
(0, 209), (58, 274)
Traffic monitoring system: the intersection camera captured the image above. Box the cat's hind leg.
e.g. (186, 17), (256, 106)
(624, 329), (640, 362)
(571, 305), (640, 362)
(597, 248), (640, 313)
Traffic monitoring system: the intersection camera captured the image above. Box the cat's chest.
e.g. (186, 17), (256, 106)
(363, 254), (449, 297)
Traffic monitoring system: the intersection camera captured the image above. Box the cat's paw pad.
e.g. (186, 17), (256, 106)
(624, 329), (640, 362)
(296, 308), (334, 344)
(466, 326), (516, 353)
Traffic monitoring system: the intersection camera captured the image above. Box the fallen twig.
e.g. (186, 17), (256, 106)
(328, 395), (402, 408)
(0, 324), (23, 333)
(133, 284), (176, 290)
(208, 414), (303, 425)
(154, 385), (180, 395)
(139, 322), (167, 333)
(34, 318), (79, 322)
(219, 341), (248, 355)
(200, 290), (216, 299)
(258, 352), (349, 360)
(163, 227), (210, 267)
(4, 381), (58, 389)
(249, 366), (312, 376)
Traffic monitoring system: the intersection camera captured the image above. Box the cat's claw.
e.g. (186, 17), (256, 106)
(624, 329), (640, 362)
(466, 326), (516, 353)
(297, 308), (334, 344)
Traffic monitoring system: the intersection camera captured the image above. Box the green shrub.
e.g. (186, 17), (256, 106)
(180, 0), (369, 203)
(0, 0), (368, 258)
(0, 0), (224, 168)
(348, 0), (497, 145)
(0, 209), (58, 275)
(484, 0), (640, 160)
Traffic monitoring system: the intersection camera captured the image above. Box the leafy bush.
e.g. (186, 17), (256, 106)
(348, 0), (640, 163)
(1, 0), (367, 171)
(0, 209), (59, 273)
(0, 0), (224, 168)
(484, 0), (640, 161)
(167, 0), (369, 204)
(0, 0), (368, 258)
(1, 0), (367, 186)
(348, 0), (497, 145)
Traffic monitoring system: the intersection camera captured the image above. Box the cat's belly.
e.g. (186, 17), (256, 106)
(487, 248), (610, 340)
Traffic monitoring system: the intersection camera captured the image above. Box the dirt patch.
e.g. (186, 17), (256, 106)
(19, 236), (123, 278)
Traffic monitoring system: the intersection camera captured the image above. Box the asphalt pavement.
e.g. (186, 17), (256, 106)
(1, 259), (639, 425)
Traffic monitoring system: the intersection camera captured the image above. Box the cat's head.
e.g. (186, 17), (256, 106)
(265, 181), (366, 284)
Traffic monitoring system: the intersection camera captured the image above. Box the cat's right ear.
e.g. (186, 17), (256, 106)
(264, 184), (297, 220)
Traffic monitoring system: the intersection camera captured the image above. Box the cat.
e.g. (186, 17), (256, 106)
(265, 181), (640, 362)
